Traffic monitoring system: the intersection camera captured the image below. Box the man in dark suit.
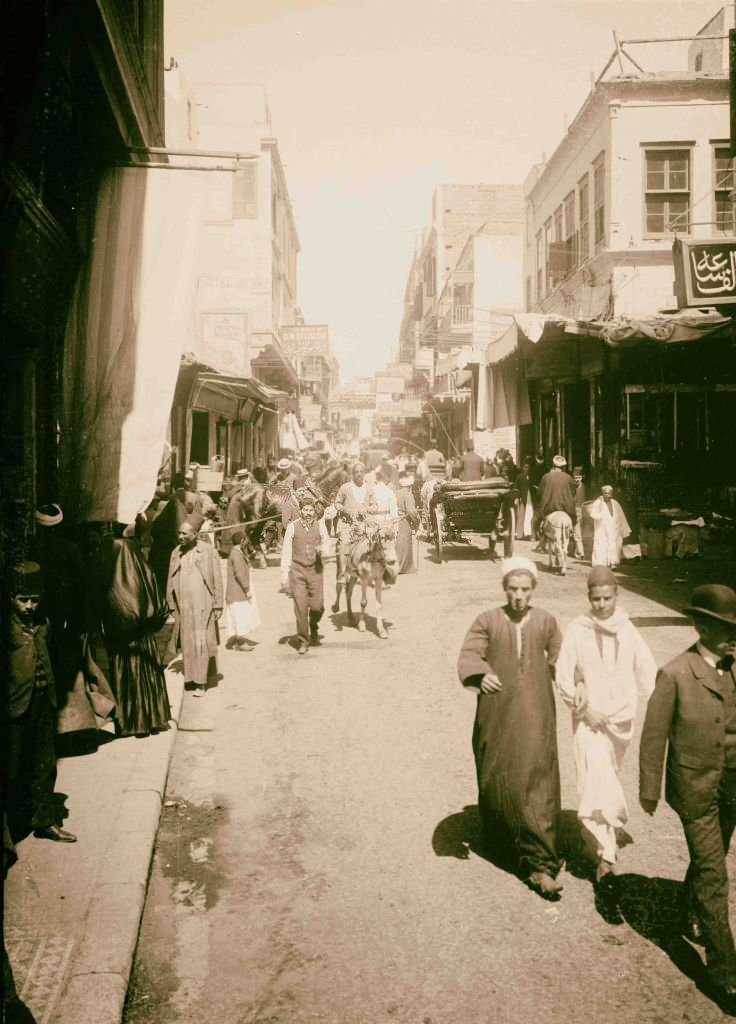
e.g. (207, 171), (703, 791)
(459, 439), (484, 482)
(640, 584), (736, 1008)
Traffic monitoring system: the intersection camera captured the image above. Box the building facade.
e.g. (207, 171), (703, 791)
(521, 18), (736, 513)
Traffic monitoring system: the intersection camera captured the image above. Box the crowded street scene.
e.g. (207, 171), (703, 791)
(3, 2), (736, 1023)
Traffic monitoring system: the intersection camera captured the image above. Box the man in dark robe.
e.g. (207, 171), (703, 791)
(457, 557), (563, 898)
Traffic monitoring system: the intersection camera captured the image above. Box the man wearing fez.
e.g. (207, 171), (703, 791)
(5, 562), (76, 842)
(457, 557), (563, 899)
(640, 585), (736, 1009)
(280, 497), (330, 655)
(166, 513), (223, 697)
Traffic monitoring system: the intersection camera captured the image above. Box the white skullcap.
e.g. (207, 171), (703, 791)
(35, 503), (63, 527)
(552, 454), (567, 467)
(501, 556), (538, 581)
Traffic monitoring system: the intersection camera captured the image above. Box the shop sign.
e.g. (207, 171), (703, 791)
(280, 324), (330, 357)
(200, 312), (249, 375)
(674, 237), (736, 307)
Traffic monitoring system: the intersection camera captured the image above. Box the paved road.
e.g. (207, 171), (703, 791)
(123, 540), (735, 1024)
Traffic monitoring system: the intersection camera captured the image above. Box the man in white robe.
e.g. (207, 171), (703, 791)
(367, 467), (399, 526)
(590, 485), (630, 568)
(556, 566), (657, 880)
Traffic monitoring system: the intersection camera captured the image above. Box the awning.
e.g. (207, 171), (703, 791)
(513, 308), (731, 347)
(194, 371), (286, 408)
(62, 166), (207, 524)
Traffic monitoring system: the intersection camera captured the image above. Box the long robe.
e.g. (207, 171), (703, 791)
(166, 540), (222, 686)
(556, 609), (656, 862)
(457, 605), (563, 877)
(590, 497), (630, 567)
(101, 537), (171, 737)
(395, 486), (418, 573)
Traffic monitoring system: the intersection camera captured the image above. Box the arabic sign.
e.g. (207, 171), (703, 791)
(674, 237), (736, 307)
(280, 324), (330, 357)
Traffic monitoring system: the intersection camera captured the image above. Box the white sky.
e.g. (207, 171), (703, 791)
(165, 0), (726, 380)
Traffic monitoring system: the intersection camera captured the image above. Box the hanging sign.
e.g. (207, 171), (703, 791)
(674, 237), (736, 307)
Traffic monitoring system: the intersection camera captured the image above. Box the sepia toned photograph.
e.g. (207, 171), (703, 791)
(3, 2), (736, 1021)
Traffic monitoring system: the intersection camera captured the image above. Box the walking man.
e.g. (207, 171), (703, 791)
(457, 557), (564, 899)
(166, 513), (223, 696)
(538, 454), (577, 575)
(640, 584), (736, 1010)
(590, 484), (631, 568)
(556, 566), (656, 880)
(280, 499), (331, 655)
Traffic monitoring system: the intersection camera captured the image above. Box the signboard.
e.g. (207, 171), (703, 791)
(674, 237), (736, 307)
(280, 324), (330, 358)
(200, 313), (249, 376)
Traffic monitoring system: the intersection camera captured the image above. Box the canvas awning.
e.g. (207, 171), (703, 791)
(62, 165), (207, 524)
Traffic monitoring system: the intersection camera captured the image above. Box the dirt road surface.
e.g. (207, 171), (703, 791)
(123, 539), (736, 1024)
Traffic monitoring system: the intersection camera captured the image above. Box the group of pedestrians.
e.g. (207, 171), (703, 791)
(457, 556), (736, 1009)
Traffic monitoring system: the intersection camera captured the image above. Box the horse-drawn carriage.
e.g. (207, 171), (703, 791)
(428, 476), (516, 562)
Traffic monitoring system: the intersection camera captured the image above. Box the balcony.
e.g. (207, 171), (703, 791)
(452, 305), (473, 326)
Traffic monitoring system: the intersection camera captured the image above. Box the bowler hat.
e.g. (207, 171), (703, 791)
(684, 584), (736, 626)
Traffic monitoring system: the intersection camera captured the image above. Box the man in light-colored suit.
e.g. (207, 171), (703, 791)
(640, 584), (736, 1009)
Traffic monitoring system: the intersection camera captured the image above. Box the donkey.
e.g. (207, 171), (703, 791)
(336, 522), (398, 639)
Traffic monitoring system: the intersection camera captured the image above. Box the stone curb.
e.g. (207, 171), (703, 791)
(52, 670), (185, 1024)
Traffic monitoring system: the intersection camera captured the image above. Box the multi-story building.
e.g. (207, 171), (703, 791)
(281, 323), (340, 439)
(520, 10), (736, 510)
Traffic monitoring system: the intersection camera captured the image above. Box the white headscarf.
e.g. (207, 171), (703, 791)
(501, 556), (538, 582)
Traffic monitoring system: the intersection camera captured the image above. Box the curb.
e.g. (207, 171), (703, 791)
(52, 670), (185, 1024)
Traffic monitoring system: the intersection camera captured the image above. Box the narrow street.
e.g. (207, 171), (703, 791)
(123, 542), (732, 1024)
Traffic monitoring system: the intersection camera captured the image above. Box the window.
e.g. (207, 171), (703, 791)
(644, 148), (690, 235)
(714, 146), (736, 233)
(232, 161), (258, 219)
(544, 218), (553, 294)
(535, 229), (544, 301)
(593, 154), (605, 246)
(578, 174), (590, 262)
(564, 191), (576, 269)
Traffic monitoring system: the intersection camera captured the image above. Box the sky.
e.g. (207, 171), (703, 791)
(165, 0), (726, 380)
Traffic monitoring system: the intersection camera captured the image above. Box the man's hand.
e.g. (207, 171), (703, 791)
(640, 797), (658, 816)
(279, 582), (292, 598)
(214, 607), (222, 621)
(244, 590), (252, 600)
(480, 673), (503, 694)
(573, 680), (588, 714)
(581, 705), (608, 730)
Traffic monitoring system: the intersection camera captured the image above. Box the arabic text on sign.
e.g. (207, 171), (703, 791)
(690, 247), (736, 296)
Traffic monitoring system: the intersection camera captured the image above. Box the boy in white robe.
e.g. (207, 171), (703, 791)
(590, 485), (631, 568)
(556, 566), (657, 881)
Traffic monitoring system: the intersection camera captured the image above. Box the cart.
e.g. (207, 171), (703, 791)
(429, 477), (516, 563)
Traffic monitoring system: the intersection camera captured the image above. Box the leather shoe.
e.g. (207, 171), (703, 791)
(296, 639), (309, 655)
(528, 871), (563, 900)
(34, 824), (77, 843)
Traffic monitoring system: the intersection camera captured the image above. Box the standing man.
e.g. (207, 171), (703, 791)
(460, 439), (484, 482)
(590, 484), (631, 569)
(556, 567), (656, 881)
(529, 448), (547, 548)
(6, 562), (77, 843)
(572, 467), (587, 560)
(334, 463), (373, 586)
(166, 513), (223, 697)
(538, 455), (577, 575)
(640, 585), (736, 1009)
(457, 557), (564, 899)
(424, 439), (446, 479)
(280, 499), (331, 655)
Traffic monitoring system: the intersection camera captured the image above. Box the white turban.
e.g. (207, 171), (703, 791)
(501, 556), (538, 581)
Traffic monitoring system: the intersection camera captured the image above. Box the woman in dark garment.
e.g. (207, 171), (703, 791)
(99, 521), (171, 737)
(457, 557), (563, 899)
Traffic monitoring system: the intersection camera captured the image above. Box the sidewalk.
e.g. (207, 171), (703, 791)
(5, 667), (185, 1024)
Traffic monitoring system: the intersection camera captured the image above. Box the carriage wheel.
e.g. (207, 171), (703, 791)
(434, 507), (444, 563)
